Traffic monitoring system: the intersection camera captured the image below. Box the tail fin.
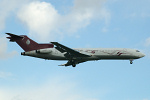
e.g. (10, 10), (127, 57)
(6, 33), (54, 52)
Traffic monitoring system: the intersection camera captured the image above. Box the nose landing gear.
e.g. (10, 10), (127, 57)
(130, 60), (133, 64)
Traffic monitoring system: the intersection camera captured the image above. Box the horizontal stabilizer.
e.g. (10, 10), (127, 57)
(6, 33), (23, 42)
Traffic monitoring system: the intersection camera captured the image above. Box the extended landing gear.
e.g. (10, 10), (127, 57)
(130, 60), (133, 64)
(72, 63), (76, 67)
(71, 60), (76, 67)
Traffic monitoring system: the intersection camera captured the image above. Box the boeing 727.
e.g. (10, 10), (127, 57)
(6, 33), (145, 67)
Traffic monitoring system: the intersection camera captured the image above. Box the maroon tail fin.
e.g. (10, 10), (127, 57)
(6, 33), (54, 52)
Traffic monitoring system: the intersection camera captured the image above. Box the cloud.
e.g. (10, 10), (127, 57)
(0, 0), (14, 30)
(0, 76), (98, 100)
(143, 37), (150, 58)
(0, 0), (13, 31)
(0, 37), (17, 59)
(124, 0), (150, 19)
(128, 12), (150, 18)
(0, 71), (12, 79)
(17, 0), (110, 41)
(0, 0), (33, 59)
(0, 0), (33, 31)
(102, 27), (108, 32)
(143, 99), (149, 100)
(17, 1), (60, 42)
(64, 0), (110, 32)
(144, 37), (150, 47)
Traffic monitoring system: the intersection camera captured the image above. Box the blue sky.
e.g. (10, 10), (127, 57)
(0, 0), (150, 100)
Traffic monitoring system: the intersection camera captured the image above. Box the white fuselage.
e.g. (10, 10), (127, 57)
(22, 48), (145, 61)
(6, 33), (145, 66)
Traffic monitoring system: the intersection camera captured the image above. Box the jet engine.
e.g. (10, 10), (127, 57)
(36, 49), (52, 54)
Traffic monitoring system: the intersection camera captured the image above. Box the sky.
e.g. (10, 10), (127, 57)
(0, 0), (150, 100)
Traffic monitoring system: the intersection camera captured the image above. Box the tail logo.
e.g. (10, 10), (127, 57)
(26, 39), (30, 45)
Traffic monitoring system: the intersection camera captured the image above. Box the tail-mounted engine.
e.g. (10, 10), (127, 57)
(36, 49), (52, 54)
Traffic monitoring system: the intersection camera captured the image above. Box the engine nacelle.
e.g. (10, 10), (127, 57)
(36, 49), (52, 54)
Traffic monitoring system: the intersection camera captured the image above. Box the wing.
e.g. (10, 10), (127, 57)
(51, 42), (91, 57)
(51, 42), (92, 67)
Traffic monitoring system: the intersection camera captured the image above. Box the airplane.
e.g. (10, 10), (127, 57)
(6, 33), (145, 67)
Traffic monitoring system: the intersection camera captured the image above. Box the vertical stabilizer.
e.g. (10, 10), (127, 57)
(6, 33), (54, 52)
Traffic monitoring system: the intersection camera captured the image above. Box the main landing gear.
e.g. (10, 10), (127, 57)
(130, 60), (133, 64)
(72, 63), (76, 67)
(69, 59), (76, 67)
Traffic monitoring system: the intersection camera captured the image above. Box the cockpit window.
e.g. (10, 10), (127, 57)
(136, 50), (140, 52)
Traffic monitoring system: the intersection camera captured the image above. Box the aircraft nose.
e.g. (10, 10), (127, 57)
(139, 53), (145, 58)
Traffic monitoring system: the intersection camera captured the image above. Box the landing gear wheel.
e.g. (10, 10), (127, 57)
(130, 60), (133, 64)
(70, 59), (76, 67)
(72, 64), (76, 67)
